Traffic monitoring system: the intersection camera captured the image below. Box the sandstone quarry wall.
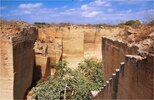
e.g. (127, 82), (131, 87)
(37, 27), (62, 44)
(84, 26), (122, 59)
(102, 37), (138, 81)
(0, 27), (37, 99)
(37, 26), (123, 68)
(36, 27), (62, 68)
(94, 54), (154, 99)
(117, 54), (153, 99)
(0, 39), (14, 100)
(33, 55), (50, 84)
(62, 26), (84, 68)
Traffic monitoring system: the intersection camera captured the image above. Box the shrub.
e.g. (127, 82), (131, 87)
(50, 22), (56, 26)
(32, 59), (103, 99)
(78, 58), (104, 90)
(124, 20), (142, 28)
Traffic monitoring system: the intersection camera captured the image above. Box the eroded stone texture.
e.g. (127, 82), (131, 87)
(34, 41), (62, 66)
(84, 26), (122, 59)
(102, 37), (138, 81)
(36, 25), (123, 68)
(0, 39), (14, 100)
(94, 54), (154, 99)
(94, 25), (154, 99)
(62, 26), (84, 68)
(117, 54), (153, 99)
(0, 27), (38, 99)
(33, 55), (50, 83)
(35, 26), (62, 71)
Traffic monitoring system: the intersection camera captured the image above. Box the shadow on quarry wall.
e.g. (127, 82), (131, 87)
(93, 37), (154, 99)
(32, 55), (51, 87)
(102, 37), (139, 81)
(13, 41), (36, 99)
(0, 27), (38, 99)
(32, 65), (42, 87)
(93, 54), (153, 99)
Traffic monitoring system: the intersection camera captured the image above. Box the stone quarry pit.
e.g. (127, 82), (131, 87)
(0, 20), (154, 99)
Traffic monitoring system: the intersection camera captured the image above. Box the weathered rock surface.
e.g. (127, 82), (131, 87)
(93, 53), (154, 99)
(93, 22), (154, 99)
(0, 21), (38, 99)
(1, 20), (153, 99)
(102, 37), (138, 81)
(36, 25), (123, 68)
(33, 55), (50, 84)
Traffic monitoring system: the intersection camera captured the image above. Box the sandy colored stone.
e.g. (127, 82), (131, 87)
(0, 26), (37, 99)
(33, 55), (50, 83)
(36, 25), (123, 68)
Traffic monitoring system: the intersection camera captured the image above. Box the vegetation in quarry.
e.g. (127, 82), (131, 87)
(78, 58), (104, 90)
(123, 20), (142, 28)
(32, 59), (103, 100)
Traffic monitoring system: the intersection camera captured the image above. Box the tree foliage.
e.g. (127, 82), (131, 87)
(32, 59), (103, 100)
(124, 20), (142, 28)
(78, 58), (104, 90)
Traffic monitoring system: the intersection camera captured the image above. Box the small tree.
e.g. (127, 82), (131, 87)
(78, 58), (104, 90)
(32, 59), (104, 99)
(124, 20), (142, 28)
(32, 60), (93, 99)
(50, 22), (56, 26)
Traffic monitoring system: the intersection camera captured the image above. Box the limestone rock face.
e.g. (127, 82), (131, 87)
(61, 26), (123, 67)
(0, 27), (38, 99)
(61, 26), (84, 68)
(94, 54), (154, 99)
(33, 55), (50, 84)
(84, 26), (123, 59)
(102, 37), (139, 81)
(93, 23), (154, 99)
(34, 27), (62, 78)
(36, 25), (123, 68)
(37, 27), (62, 44)
(36, 27), (62, 65)
(0, 38), (14, 99)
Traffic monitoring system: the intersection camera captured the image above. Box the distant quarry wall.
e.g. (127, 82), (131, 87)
(93, 37), (154, 99)
(0, 27), (37, 99)
(37, 25), (123, 68)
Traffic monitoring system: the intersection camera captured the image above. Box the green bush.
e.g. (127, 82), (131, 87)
(33, 22), (50, 26)
(124, 20), (141, 28)
(78, 58), (104, 90)
(50, 22), (56, 26)
(32, 59), (103, 100)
